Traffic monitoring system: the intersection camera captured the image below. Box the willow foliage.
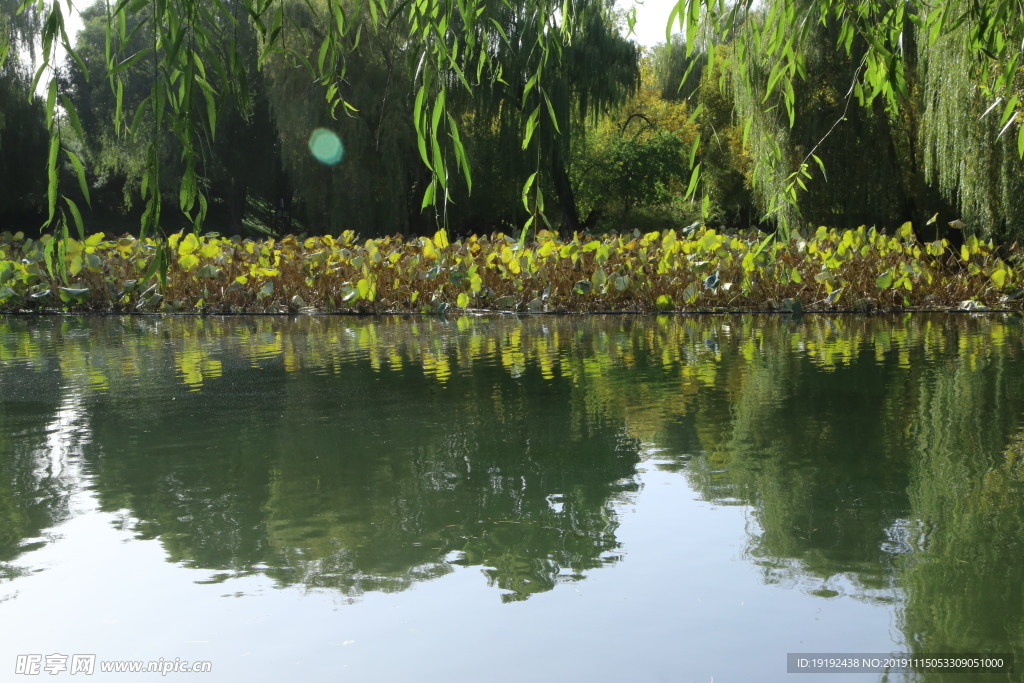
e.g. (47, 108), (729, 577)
(261, 0), (422, 236)
(0, 0), (48, 223)
(676, 0), (1024, 236)
(919, 25), (1024, 241)
(9, 0), (1024, 240)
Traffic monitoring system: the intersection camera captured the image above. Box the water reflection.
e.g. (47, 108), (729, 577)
(1, 313), (1023, 669)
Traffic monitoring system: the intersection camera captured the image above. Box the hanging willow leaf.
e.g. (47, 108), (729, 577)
(64, 197), (85, 241)
(522, 105), (541, 150)
(45, 133), (60, 227)
(64, 150), (91, 209)
(684, 163), (701, 200)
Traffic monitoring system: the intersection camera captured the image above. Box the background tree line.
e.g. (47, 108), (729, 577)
(0, 0), (1022, 244)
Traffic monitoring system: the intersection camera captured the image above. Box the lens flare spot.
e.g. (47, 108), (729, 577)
(308, 128), (344, 165)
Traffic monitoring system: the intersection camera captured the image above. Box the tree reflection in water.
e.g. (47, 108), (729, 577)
(0, 313), (1022, 662)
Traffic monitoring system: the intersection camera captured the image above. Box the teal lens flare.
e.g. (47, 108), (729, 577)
(308, 128), (344, 165)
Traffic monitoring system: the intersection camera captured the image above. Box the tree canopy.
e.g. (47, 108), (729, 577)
(1, 0), (1023, 242)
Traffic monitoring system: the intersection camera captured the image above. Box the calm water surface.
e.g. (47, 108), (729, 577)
(1, 314), (1022, 682)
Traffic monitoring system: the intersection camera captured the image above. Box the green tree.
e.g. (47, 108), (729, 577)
(0, 0), (49, 227)
(64, 0), (287, 234)
(674, 0), (1024, 238)
(571, 56), (698, 229)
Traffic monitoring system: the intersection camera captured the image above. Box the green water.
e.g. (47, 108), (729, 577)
(0, 314), (1022, 682)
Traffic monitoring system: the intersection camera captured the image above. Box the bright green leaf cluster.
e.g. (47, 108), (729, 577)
(1, 225), (1020, 313)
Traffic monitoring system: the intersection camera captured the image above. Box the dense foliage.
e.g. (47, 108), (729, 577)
(1, 225), (1020, 313)
(1, 0), (1022, 247)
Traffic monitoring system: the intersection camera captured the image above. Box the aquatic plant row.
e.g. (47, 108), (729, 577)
(0, 225), (1019, 314)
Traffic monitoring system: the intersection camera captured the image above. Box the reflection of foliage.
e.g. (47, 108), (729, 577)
(897, 355), (1024, 672)
(3, 311), (1024, 636)
(1, 316), (644, 600)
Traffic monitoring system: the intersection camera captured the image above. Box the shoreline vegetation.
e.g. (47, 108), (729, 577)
(1, 225), (1021, 315)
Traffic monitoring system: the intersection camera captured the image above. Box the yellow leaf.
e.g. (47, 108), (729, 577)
(179, 233), (199, 256)
(179, 253), (200, 271)
(433, 229), (449, 249)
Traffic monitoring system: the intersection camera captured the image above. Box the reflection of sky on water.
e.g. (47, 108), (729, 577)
(0, 454), (896, 683)
(1, 314), (1022, 681)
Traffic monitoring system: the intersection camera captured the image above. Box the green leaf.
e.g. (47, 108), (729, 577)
(44, 229), (58, 280)
(751, 231), (774, 258)
(114, 78), (123, 134)
(45, 133), (59, 226)
(65, 149), (91, 208)
(522, 71), (538, 107)
(542, 92), (560, 134)
(457, 292), (470, 308)
(63, 196), (85, 241)
(196, 264), (221, 279)
(45, 78), (58, 128)
(60, 96), (85, 141)
(139, 244), (165, 286)
(811, 154), (827, 180)
(876, 270), (893, 290)
(58, 286), (90, 303)
(420, 178), (437, 210)
(109, 48), (151, 76)
(413, 86), (431, 170)
(684, 164), (701, 200)
(521, 172), (538, 212)
(447, 113), (471, 193)
(522, 105), (540, 150)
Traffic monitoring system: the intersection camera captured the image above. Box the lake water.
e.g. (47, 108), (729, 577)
(1, 314), (1022, 682)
